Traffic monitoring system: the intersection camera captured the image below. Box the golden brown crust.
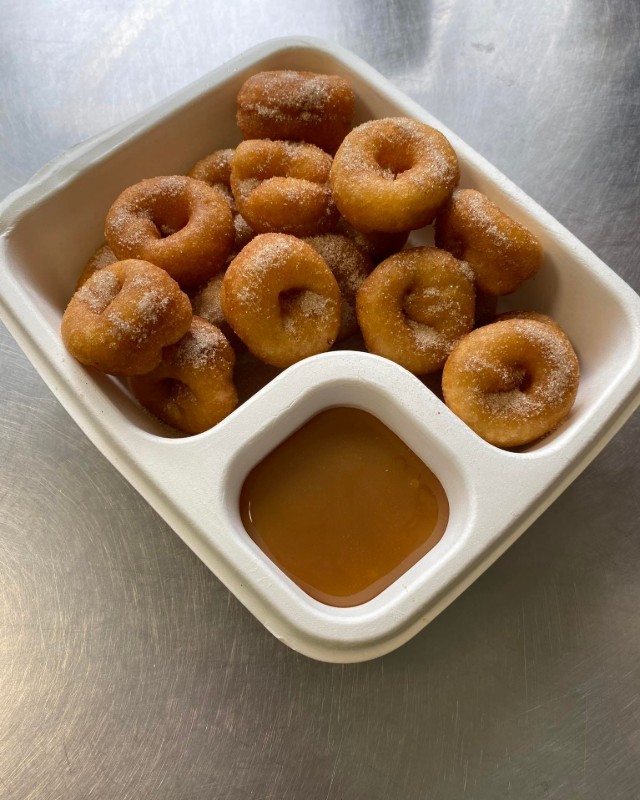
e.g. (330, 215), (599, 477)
(356, 247), (475, 374)
(187, 148), (236, 211)
(435, 189), (543, 295)
(61, 259), (192, 376)
(129, 316), (237, 434)
(303, 234), (373, 341)
(105, 175), (234, 288)
(331, 117), (459, 233)
(230, 140), (338, 237)
(336, 217), (409, 264)
(221, 233), (341, 368)
(236, 70), (355, 154)
(442, 318), (579, 447)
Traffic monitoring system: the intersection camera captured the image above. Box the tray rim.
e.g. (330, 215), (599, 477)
(1, 35), (640, 662)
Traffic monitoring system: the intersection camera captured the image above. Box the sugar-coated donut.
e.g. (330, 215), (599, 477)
(75, 243), (118, 289)
(129, 316), (237, 434)
(221, 233), (341, 368)
(331, 117), (459, 233)
(230, 140), (338, 237)
(356, 247), (475, 374)
(336, 217), (409, 264)
(435, 189), (543, 295)
(303, 234), (373, 341)
(105, 175), (234, 288)
(188, 148), (236, 210)
(62, 259), (192, 376)
(236, 70), (355, 154)
(442, 318), (579, 447)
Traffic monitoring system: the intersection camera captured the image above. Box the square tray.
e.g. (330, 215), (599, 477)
(1, 37), (639, 663)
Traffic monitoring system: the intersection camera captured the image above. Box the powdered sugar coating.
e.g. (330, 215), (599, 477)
(230, 140), (338, 237)
(128, 317), (237, 435)
(221, 233), (341, 368)
(61, 259), (192, 376)
(442, 318), (580, 447)
(331, 117), (459, 233)
(105, 175), (234, 288)
(304, 233), (373, 340)
(188, 148), (236, 210)
(357, 247), (475, 374)
(174, 317), (230, 370)
(236, 71), (355, 153)
(435, 189), (543, 295)
(76, 267), (120, 313)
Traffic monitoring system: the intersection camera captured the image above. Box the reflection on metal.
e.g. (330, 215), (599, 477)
(1, 1), (639, 797)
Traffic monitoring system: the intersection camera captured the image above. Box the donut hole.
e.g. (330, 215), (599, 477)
(279, 287), (317, 325)
(402, 286), (428, 322)
(145, 193), (191, 239)
(278, 287), (333, 334)
(279, 288), (306, 315)
(152, 207), (190, 239)
(513, 366), (533, 393)
(375, 144), (415, 180)
(494, 363), (530, 394)
(479, 360), (530, 395)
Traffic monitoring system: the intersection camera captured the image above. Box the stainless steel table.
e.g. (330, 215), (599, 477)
(1, 2), (639, 798)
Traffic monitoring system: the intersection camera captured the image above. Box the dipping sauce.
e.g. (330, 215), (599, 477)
(239, 407), (449, 607)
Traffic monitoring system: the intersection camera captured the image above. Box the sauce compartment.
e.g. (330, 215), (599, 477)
(239, 406), (449, 608)
(222, 361), (472, 611)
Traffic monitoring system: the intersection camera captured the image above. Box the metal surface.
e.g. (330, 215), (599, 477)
(1, 1), (639, 797)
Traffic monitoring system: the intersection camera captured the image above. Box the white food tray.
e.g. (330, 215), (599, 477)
(1, 37), (639, 663)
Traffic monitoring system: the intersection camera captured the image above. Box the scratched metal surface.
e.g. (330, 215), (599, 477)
(1, 1), (639, 798)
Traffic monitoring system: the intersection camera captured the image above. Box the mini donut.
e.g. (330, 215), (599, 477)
(105, 175), (234, 288)
(230, 139), (338, 237)
(442, 317), (579, 447)
(330, 117), (459, 233)
(435, 189), (543, 295)
(188, 148), (236, 210)
(221, 233), (341, 368)
(236, 70), (355, 154)
(61, 259), (192, 376)
(303, 234), (373, 341)
(356, 247), (475, 374)
(336, 217), (409, 264)
(129, 316), (237, 435)
(75, 243), (118, 289)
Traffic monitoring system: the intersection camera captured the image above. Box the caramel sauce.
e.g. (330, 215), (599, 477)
(239, 407), (449, 607)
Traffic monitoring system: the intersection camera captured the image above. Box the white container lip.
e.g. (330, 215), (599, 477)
(1, 37), (640, 662)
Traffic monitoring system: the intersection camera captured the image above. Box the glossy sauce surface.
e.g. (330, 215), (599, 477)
(239, 407), (449, 607)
